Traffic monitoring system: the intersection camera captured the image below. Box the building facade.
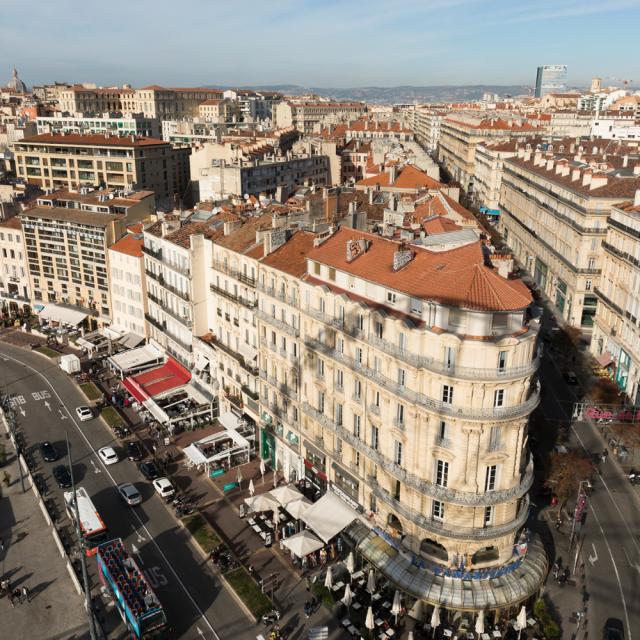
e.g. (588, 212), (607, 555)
(36, 115), (161, 138)
(591, 193), (640, 404)
(534, 65), (568, 98)
(0, 216), (31, 309)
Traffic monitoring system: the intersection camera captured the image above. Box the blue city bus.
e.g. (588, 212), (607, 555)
(97, 538), (168, 639)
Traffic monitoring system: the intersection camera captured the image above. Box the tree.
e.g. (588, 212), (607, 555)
(589, 377), (622, 405)
(544, 450), (595, 505)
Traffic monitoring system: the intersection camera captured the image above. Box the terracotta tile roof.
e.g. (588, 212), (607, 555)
(421, 216), (462, 234)
(20, 133), (167, 147)
(444, 117), (537, 131)
(356, 165), (445, 190)
(215, 213), (272, 254)
(261, 231), (316, 278)
(109, 233), (143, 257)
(0, 216), (22, 230)
(200, 99), (223, 105)
(307, 227), (531, 312)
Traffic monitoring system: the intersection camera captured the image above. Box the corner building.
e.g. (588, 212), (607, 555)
(258, 227), (546, 614)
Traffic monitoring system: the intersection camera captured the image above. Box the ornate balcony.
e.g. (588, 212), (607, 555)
(209, 282), (256, 309)
(300, 402), (534, 506)
(212, 261), (256, 287)
(255, 308), (300, 337)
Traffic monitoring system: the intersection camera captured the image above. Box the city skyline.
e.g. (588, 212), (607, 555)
(3, 0), (639, 89)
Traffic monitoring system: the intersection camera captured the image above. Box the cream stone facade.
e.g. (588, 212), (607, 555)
(275, 101), (367, 134)
(473, 140), (521, 213)
(499, 144), (640, 329)
(591, 193), (640, 405)
(0, 216), (31, 309)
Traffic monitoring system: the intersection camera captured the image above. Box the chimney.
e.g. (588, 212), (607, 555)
(387, 164), (397, 184)
(368, 188), (374, 205)
(582, 169), (593, 186)
(634, 164), (640, 176)
(571, 168), (581, 182)
(523, 148), (532, 162)
(325, 192), (338, 221)
(634, 188), (640, 207)
(546, 157), (555, 171)
(533, 149), (543, 166)
(517, 146), (525, 158)
(589, 173), (608, 190)
(623, 155), (629, 168)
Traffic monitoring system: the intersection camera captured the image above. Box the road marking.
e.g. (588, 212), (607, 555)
(32, 390), (51, 401)
(131, 543), (144, 566)
(58, 408), (68, 420)
(622, 547), (640, 576)
(588, 543), (598, 566)
(10, 394), (26, 406)
(18, 406), (26, 417)
(197, 628), (206, 638)
(0, 349), (220, 640)
(142, 566), (168, 589)
(588, 502), (632, 639)
(43, 400), (51, 411)
(90, 460), (102, 475)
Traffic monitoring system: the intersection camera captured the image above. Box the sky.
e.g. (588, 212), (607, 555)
(3, 0), (640, 89)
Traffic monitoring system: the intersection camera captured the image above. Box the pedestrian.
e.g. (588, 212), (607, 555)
(305, 575), (311, 591)
(8, 589), (15, 608)
(12, 588), (21, 604)
(552, 561), (560, 580)
(601, 449), (608, 463)
(0, 536), (4, 552)
(22, 585), (29, 603)
(555, 517), (562, 532)
(563, 567), (570, 583)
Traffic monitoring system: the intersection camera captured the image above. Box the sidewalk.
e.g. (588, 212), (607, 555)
(0, 450), (89, 639)
(537, 505), (587, 639)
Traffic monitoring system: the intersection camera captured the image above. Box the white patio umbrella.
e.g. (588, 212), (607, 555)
(365, 606), (375, 631)
(341, 583), (353, 608)
(516, 605), (527, 637)
(244, 493), (279, 513)
(260, 457), (266, 483)
(324, 565), (333, 589)
(430, 605), (441, 629)
(270, 483), (304, 507)
(285, 497), (312, 520)
(407, 633), (414, 640)
(248, 478), (255, 497)
(366, 568), (376, 594)
(408, 599), (424, 622)
(475, 612), (485, 635)
(391, 590), (402, 623)
(346, 551), (355, 576)
(273, 468), (278, 488)
(282, 529), (324, 557)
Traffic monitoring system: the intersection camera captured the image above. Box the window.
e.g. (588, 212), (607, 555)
(336, 369), (344, 390)
(357, 314), (364, 331)
(375, 321), (383, 339)
(313, 262), (320, 275)
(442, 385), (453, 404)
(355, 347), (363, 364)
(319, 297), (325, 313)
(393, 480), (401, 500)
(318, 391), (325, 414)
(328, 267), (336, 281)
(587, 257), (596, 270)
(374, 390), (380, 407)
(337, 337), (344, 353)
(485, 465), (497, 491)
(396, 404), (405, 426)
(335, 403), (343, 426)
(316, 358), (325, 379)
(448, 308), (465, 331)
(432, 500), (444, 521)
(353, 414), (361, 438)
(354, 379), (362, 400)
(386, 291), (396, 304)
(371, 425), (379, 451)
(489, 426), (501, 451)
(484, 506), (493, 526)
(370, 493), (377, 514)
(394, 441), (403, 465)
(398, 332), (407, 351)
(585, 279), (592, 291)
(498, 350), (507, 371)
(438, 420), (447, 440)
(397, 368), (406, 386)
(354, 451), (360, 467)
(435, 460), (449, 487)
(444, 346), (455, 370)
(493, 389), (505, 407)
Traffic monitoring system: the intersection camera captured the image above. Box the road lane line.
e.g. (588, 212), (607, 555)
(0, 349), (221, 640)
(588, 502), (632, 639)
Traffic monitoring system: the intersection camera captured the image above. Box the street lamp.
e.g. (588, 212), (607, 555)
(569, 479), (591, 551)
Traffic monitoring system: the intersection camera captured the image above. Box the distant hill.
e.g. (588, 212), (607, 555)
(205, 84), (534, 104)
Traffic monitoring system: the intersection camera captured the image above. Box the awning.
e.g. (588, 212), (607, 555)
(122, 376), (149, 403)
(108, 343), (164, 375)
(284, 497), (312, 520)
(184, 443), (210, 466)
(38, 303), (88, 326)
(301, 490), (359, 543)
(597, 351), (614, 367)
(238, 342), (257, 362)
(219, 410), (243, 431)
(118, 332), (145, 349)
(282, 529), (324, 558)
(244, 493), (280, 513)
(143, 399), (169, 424)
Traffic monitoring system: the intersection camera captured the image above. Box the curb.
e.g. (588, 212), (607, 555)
(176, 514), (258, 623)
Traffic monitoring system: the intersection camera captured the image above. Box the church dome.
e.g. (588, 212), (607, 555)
(7, 67), (27, 93)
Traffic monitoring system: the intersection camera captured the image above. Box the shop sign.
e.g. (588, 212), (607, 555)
(330, 483), (361, 512)
(210, 468), (225, 478)
(223, 481), (239, 491)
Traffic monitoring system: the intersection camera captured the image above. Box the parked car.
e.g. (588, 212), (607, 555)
(52, 464), (72, 488)
(139, 461), (161, 481)
(152, 477), (175, 500)
(40, 441), (58, 462)
(118, 482), (142, 506)
(98, 446), (119, 466)
(75, 406), (93, 422)
(603, 618), (624, 640)
(126, 441), (143, 462)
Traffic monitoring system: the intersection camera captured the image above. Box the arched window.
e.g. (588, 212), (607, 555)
(420, 538), (448, 562)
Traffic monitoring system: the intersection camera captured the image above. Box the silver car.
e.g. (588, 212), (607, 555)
(118, 482), (142, 506)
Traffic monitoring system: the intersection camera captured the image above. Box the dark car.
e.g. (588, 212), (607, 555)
(40, 441), (58, 462)
(52, 464), (72, 488)
(127, 442), (143, 462)
(603, 618), (624, 640)
(139, 461), (160, 481)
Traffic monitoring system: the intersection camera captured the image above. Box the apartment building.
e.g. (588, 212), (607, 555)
(108, 228), (148, 338)
(36, 115), (160, 138)
(591, 192), (640, 404)
(222, 89), (283, 122)
(410, 107), (446, 152)
(13, 133), (189, 203)
(546, 111), (594, 137)
(438, 116), (539, 191)
(499, 143), (640, 329)
(0, 216), (31, 308)
(20, 206), (135, 327)
(274, 101), (367, 134)
(254, 226), (544, 614)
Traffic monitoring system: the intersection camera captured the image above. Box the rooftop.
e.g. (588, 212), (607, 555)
(109, 233), (143, 258)
(356, 164), (445, 190)
(261, 230), (316, 277)
(307, 227), (531, 312)
(20, 205), (121, 226)
(19, 133), (168, 147)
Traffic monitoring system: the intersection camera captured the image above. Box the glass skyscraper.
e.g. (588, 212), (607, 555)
(534, 65), (568, 97)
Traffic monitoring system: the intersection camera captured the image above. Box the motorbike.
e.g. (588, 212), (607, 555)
(303, 597), (318, 618)
(261, 609), (281, 626)
(629, 470), (640, 485)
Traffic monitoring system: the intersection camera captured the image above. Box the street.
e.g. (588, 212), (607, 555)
(0, 342), (259, 640)
(539, 349), (640, 639)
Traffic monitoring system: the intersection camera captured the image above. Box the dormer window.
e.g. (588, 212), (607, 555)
(386, 291), (396, 304)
